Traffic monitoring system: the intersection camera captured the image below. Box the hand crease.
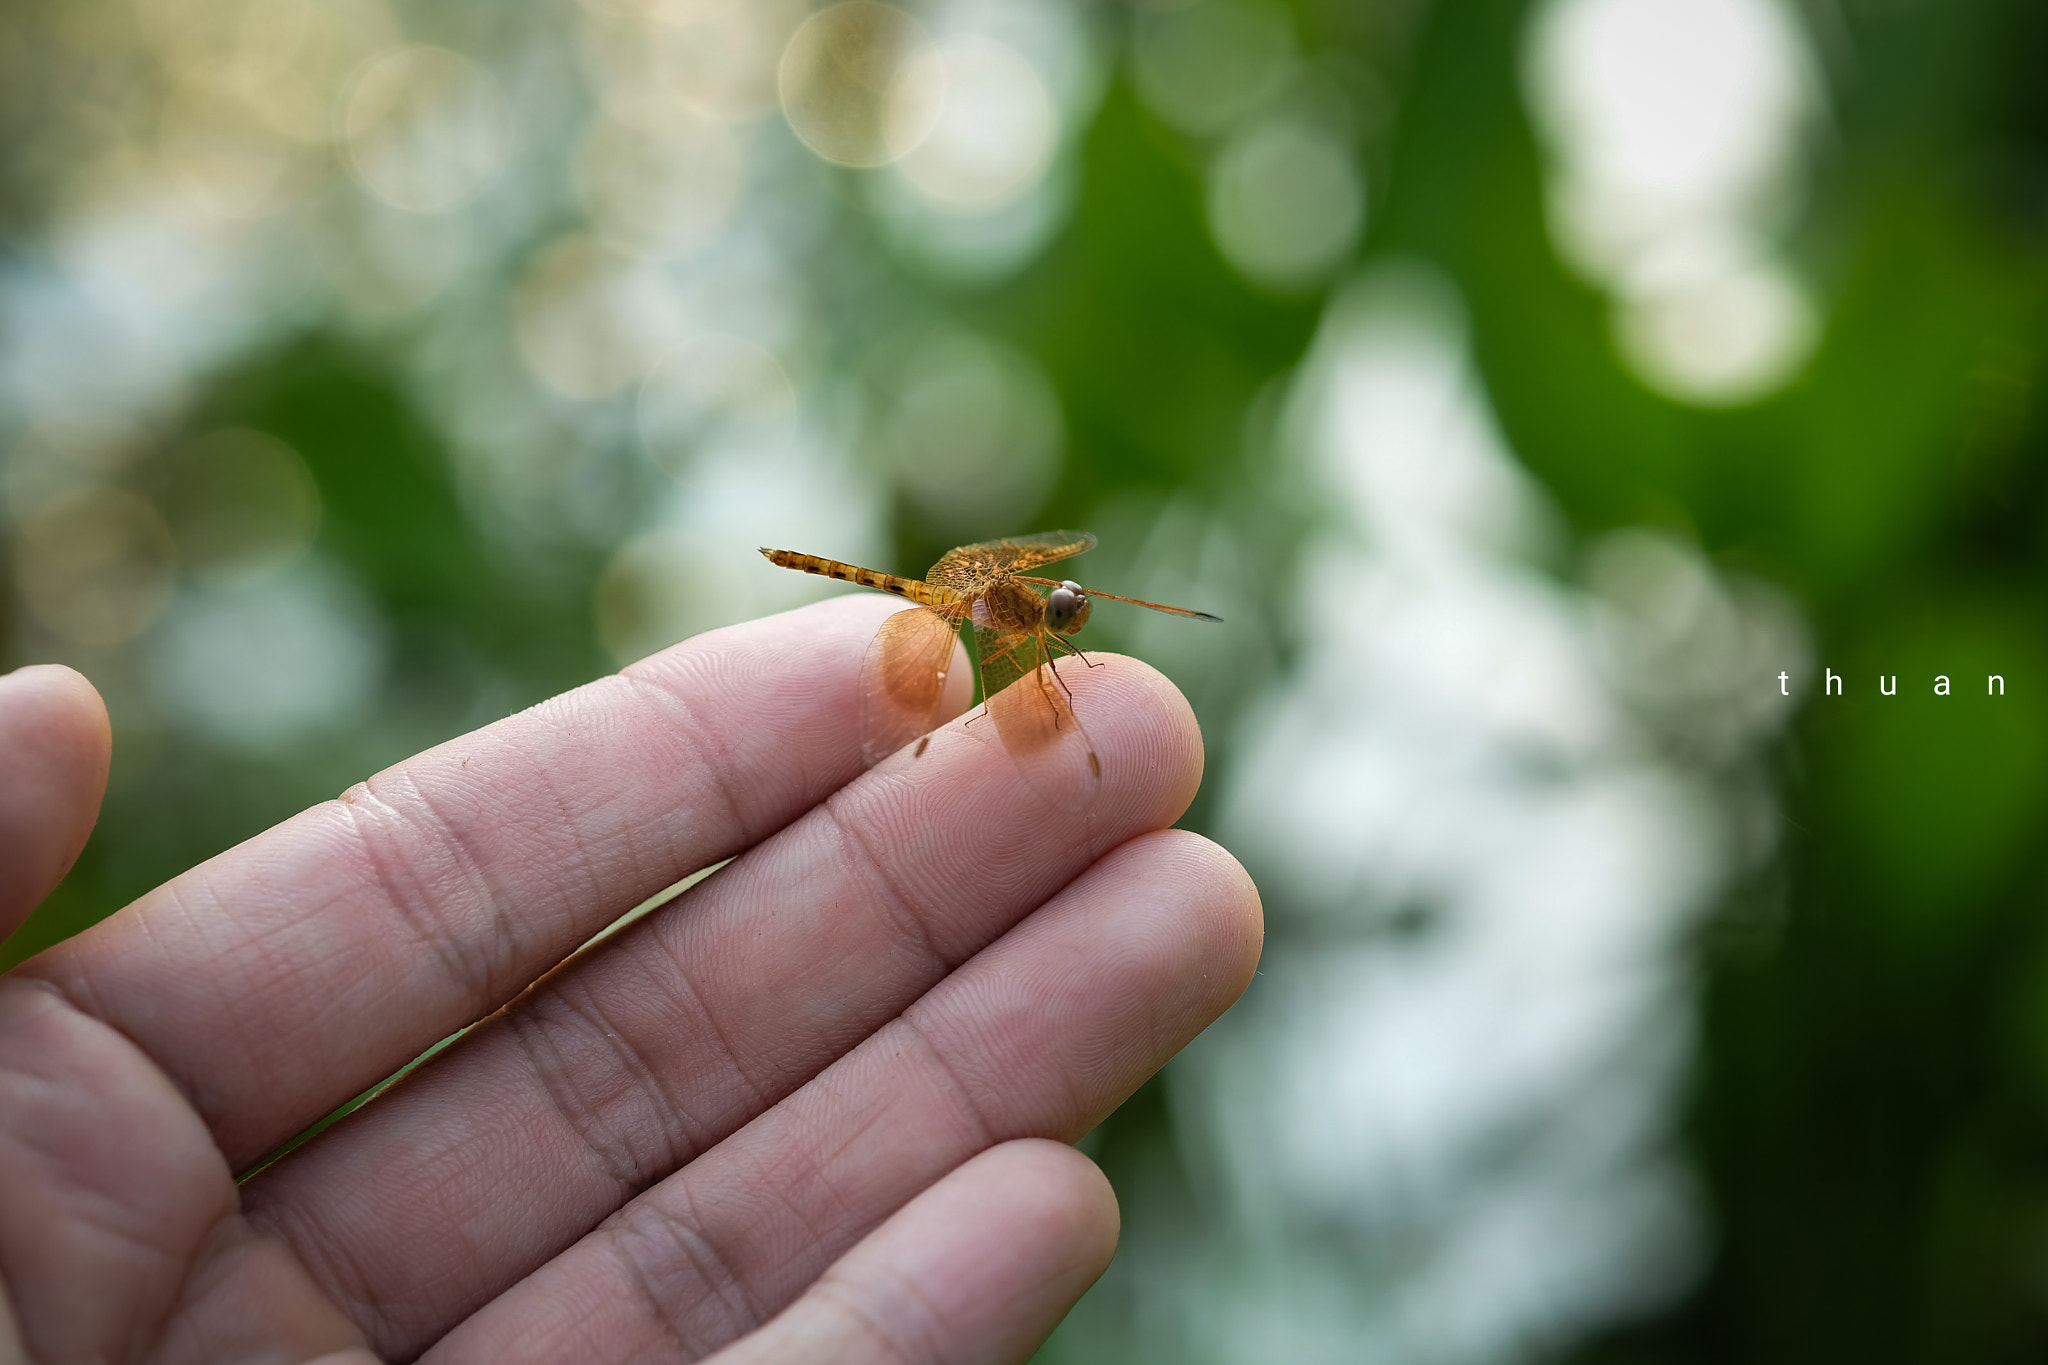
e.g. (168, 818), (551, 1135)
(815, 1272), (942, 1365)
(892, 1011), (1001, 1154)
(509, 981), (707, 1196)
(817, 799), (951, 979)
(609, 1176), (768, 1355)
(617, 671), (754, 855)
(333, 777), (510, 1016)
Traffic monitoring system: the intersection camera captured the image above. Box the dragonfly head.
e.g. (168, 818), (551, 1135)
(1046, 580), (1091, 634)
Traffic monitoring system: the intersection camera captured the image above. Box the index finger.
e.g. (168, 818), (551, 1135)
(13, 595), (962, 1167)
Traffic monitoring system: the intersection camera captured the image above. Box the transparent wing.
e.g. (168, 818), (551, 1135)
(858, 606), (962, 767)
(971, 618), (1045, 703)
(926, 531), (1097, 593)
(973, 622), (1102, 815)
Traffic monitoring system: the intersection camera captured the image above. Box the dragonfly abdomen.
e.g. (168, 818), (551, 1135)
(760, 549), (959, 607)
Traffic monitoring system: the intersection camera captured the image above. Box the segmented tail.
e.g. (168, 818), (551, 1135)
(760, 549), (957, 607)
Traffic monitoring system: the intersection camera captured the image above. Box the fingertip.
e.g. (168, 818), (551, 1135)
(978, 1138), (1122, 1282)
(2, 663), (113, 756)
(1055, 653), (1206, 826)
(1058, 830), (1265, 1064)
(713, 1139), (1123, 1365)
(0, 665), (113, 938)
(1156, 829), (1266, 1001)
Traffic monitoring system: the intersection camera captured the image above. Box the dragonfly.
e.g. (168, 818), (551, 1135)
(760, 531), (1220, 812)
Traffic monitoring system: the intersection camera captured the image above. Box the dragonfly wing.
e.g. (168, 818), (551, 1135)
(973, 622), (1102, 815)
(927, 531), (1097, 592)
(859, 606), (962, 767)
(971, 616), (1043, 701)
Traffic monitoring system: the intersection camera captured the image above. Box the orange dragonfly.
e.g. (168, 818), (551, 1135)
(760, 531), (1219, 812)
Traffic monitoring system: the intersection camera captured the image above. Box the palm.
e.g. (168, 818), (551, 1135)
(0, 597), (1260, 1363)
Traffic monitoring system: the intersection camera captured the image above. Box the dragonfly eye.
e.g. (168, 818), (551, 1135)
(1047, 581), (1090, 633)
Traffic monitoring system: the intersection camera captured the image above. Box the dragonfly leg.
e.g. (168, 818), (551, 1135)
(1048, 631), (1099, 669)
(1039, 637), (1082, 711)
(968, 629), (1034, 725)
(1040, 668), (1074, 727)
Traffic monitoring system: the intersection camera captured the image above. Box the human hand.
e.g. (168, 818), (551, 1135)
(0, 595), (1262, 1364)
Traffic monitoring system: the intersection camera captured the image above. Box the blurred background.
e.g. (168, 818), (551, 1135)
(2, 0), (2045, 1358)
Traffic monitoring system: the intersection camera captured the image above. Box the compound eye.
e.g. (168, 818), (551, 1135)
(1056, 585), (1089, 634)
(1047, 583), (1087, 633)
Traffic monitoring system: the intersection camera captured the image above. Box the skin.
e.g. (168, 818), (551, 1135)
(0, 594), (1263, 1365)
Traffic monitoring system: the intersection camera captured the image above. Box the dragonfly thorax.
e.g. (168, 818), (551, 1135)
(972, 579), (1047, 633)
(1047, 580), (1091, 634)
